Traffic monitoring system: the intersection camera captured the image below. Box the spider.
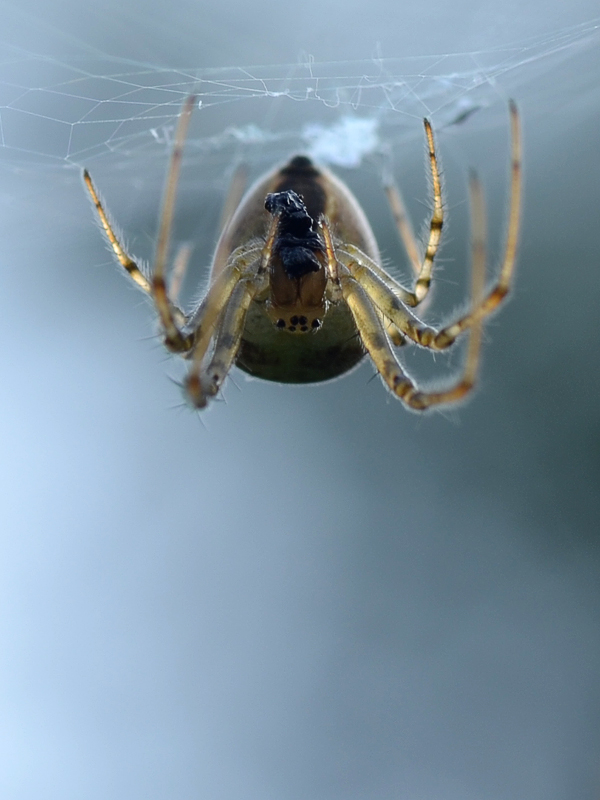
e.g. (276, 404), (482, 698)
(83, 96), (521, 411)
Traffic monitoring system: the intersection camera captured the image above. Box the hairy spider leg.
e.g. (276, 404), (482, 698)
(190, 277), (261, 405)
(83, 170), (152, 294)
(337, 102), (521, 354)
(150, 94), (196, 352)
(83, 169), (192, 346)
(183, 212), (280, 407)
(169, 242), (194, 302)
(383, 180), (420, 275)
(321, 169), (486, 410)
(397, 170), (486, 409)
(218, 164), (249, 234)
(338, 117), (444, 347)
(383, 118), (444, 306)
(425, 101), (521, 347)
(83, 97), (199, 353)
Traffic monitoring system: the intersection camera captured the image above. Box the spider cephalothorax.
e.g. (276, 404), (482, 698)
(263, 189), (328, 334)
(84, 95), (521, 410)
(264, 190), (325, 279)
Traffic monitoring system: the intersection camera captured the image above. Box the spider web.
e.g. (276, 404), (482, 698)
(0, 15), (598, 179)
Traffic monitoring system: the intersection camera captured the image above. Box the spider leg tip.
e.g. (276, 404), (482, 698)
(82, 168), (93, 188)
(184, 374), (208, 410)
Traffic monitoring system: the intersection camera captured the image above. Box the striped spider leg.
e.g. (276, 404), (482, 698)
(319, 101), (521, 410)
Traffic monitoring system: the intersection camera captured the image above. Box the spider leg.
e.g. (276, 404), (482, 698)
(83, 97), (198, 354)
(186, 277), (259, 407)
(318, 216), (404, 347)
(183, 207), (277, 349)
(383, 179), (420, 276)
(340, 244), (415, 305)
(382, 314), (407, 346)
(218, 163), (248, 234)
(183, 213), (278, 407)
(337, 246), (437, 345)
(430, 100), (521, 346)
(400, 171), (485, 408)
(338, 102), (521, 353)
(334, 171), (486, 410)
(182, 245), (261, 352)
(84, 168), (190, 348)
(383, 117), (444, 307)
(399, 171), (485, 410)
(334, 244), (413, 345)
(338, 264), (482, 410)
(83, 170), (153, 295)
(334, 116), (442, 338)
(169, 242), (194, 302)
(151, 95), (197, 352)
(338, 271), (416, 393)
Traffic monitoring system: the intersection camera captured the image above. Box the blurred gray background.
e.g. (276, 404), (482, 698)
(0, 1), (599, 798)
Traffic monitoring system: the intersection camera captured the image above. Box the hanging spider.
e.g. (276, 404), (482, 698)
(83, 96), (521, 410)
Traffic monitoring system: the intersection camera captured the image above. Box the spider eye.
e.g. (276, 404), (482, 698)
(271, 312), (323, 334)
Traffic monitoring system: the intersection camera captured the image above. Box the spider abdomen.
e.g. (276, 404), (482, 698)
(237, 298), (364, 383)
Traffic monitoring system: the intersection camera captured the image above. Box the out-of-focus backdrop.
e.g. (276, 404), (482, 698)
(1, 1), (599, 798)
